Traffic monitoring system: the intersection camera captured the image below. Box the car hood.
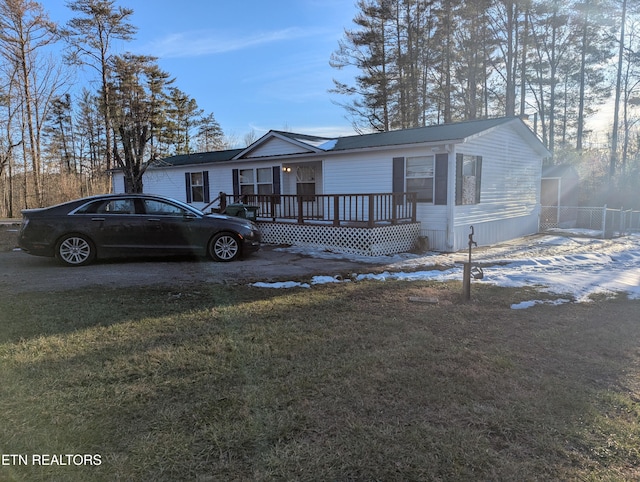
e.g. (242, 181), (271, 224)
(205, 213), (258, 229)
(205, 213), (235, 220)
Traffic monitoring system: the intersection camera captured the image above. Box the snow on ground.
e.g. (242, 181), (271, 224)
(252, 230), (640, 309)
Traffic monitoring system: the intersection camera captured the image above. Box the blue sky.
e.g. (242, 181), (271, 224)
(46, 0), (360, 144)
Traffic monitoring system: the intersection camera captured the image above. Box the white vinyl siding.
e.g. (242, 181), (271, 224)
(246, 137), (314, 157)
(451, 123), (542, 249)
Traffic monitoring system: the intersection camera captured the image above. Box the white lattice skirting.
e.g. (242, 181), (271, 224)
(256, 222), (422, 256)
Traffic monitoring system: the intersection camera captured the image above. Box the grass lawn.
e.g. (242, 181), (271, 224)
(1, 280), (639, 481)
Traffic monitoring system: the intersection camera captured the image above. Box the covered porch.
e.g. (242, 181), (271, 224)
(210, 192), (422, 256)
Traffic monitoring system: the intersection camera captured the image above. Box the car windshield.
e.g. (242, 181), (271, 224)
(166, 198), (204, 216)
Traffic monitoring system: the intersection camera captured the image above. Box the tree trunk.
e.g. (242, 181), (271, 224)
(610, 0), (627, 188)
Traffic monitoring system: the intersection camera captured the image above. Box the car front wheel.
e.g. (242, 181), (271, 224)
(209, 232), (240, 262)
(55, 234), (96, 267)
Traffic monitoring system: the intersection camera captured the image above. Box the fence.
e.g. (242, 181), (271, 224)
(541, 205), (640, 237)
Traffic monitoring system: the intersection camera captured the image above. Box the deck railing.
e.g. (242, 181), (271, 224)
(218, 192), (417, 227)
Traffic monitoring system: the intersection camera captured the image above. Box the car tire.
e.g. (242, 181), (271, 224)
(55, 234), (96, 267)
(208, 232), (240, 262)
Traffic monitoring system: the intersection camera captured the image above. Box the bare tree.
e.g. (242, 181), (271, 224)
(0, 0), (61, 207)
(61, 0), (137, 177)
(610, 0), (627, 185)
(0, 68), (23, 216)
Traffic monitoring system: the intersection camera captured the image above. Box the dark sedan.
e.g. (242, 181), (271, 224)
(18, 193), (261, 266)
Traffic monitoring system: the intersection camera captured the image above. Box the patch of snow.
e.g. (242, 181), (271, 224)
(511, 299), (572, 310)
(311, 275), (347, 284)
(258, 231), (640, 309)
(317, 139), (338, 150)
(251, 281), (310, 289)
(547, 227), (604, 238)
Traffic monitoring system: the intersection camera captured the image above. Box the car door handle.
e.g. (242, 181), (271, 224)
(91, 217), (105, 222)
(146, 218), (161, 222)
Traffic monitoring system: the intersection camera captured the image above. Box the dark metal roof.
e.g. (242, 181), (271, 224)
(151, 148), (243, 167)
(332, 117), (516, 151)
(271, 131), (333, 144)
(151, 117), (544, 168)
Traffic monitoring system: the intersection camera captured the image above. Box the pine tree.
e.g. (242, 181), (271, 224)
(108, 54), (172, 193)
(165, 87), (203, 155)
(196, 113), (226, 152)
(330, 0), (396, 132)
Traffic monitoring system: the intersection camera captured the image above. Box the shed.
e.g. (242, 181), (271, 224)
(541, 164), (580, 229)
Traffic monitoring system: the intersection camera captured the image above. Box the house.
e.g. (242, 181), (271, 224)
(111, 117), (550, 254)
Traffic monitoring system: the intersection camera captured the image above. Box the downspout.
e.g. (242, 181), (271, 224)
(446, 144), (456, 251)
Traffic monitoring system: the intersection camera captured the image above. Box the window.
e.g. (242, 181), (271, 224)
(257, 168), (273, 194)
(237, 168), (274, 196)
(239, 169), (255, 195)
(456, 154), (482, 205)
(98, 199), (136, 214)
(143, 199), (188, 216)
(185, 171), (210, 204)
(190, 172), (205, 202)
(233, 167), (280, 200)
(406, 156), (434, 202)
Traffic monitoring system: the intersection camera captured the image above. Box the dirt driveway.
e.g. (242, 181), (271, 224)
(0, 224), (383, 294)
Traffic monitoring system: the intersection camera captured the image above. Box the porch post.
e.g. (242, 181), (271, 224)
(270, 195), (276, 222)
(411, 193), (417, 223)
(391, 193), (397, 225)
(333, 195), (340, 226)
(297, 196), (304, 224)
(368, 194), (375, 228)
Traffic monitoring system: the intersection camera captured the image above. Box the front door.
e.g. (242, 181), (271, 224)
(296, 165), (321, 218)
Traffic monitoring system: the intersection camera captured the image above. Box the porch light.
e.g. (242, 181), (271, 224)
(282, 166), (292, 173)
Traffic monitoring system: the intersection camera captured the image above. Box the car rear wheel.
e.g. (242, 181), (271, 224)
(55, 234), (96, 267)
(209, 232), (240, 262)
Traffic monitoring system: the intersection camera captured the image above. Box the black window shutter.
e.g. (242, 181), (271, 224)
(185, 172), (192, 203)
(475, 156), (482, 204)
(392, 157), (404, 192)
(455, 154), (463, 205)
(392, 157), (404, 205)
(232, 169), (240, 200)
(203, 171), (210, 203)
(434, 153), (448, 205)
(272, 166), (281, 195)
(272, 166), (281, 204)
